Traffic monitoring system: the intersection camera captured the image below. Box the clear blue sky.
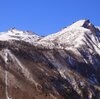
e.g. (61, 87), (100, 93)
(0, 0), (100, 36)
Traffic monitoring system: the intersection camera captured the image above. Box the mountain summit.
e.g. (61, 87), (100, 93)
(0, 19), (100, 99)
(38, 20), (100, 52)
(0, 28), (41, 44)
(70, 20), (92, 27)
(69, 19), (97, 33)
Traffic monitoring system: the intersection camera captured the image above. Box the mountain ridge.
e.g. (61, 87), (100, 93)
(0, 19), (100, 99)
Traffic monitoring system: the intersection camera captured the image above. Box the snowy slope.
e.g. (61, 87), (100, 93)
(0, 28), (41, 44)
(38, 19), (100, 54)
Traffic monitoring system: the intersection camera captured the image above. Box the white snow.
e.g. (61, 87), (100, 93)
(5, 70), (8, 99)
(69, 20), (87, 28)
(58, 69), (66, 79)
(5, 70), (12, 99)
(37, 20), (91, 48)
(0, 20), (99, 54)
(0, 49), (12, 99)
(96, 26), (100, 31)
(37, 20), (100, 56)
(0, 49), (8, 64)
(0, 28), (41, 44)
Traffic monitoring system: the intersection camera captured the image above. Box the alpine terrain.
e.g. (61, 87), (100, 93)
(0, 19), (100, 99)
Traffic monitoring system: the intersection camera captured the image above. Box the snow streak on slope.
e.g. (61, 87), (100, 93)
(0, 49), (12, 99)
(5, 70), (12, 99)
(4, 49), (38, 87)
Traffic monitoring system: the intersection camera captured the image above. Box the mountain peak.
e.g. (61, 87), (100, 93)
(8, 28), (33, 35)
(70, 19), (96, 32)
(0, 28), (41, 44)
(38, 19), (100, 52)
(70, 19), (90, 27)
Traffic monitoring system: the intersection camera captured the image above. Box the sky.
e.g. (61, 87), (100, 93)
(0, 0), (100, 36)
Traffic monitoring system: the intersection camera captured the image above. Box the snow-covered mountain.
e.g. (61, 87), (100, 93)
(0, 28), (41, 44)
(0, 19), (100, 99)
(38, 20), (100, 50)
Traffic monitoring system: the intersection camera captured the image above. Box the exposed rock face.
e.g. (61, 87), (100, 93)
(0, 19), (100, 99)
